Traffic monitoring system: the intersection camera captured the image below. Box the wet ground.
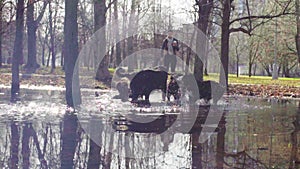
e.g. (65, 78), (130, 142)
(0, 87), (299, 169)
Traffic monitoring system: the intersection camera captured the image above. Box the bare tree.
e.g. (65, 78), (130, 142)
(24, 0), (47, 73)
(0, 0), (15, 67)
(194, 0), (213, 82)
(296, 0), (300, 63)
(114, 0), (121, 66)
(11, 0), (25, 101)
(218, 0), (293, 88)
(64, 0), (81, 107)
(94, 0), (115, 81)
(127, 0), (137, 72)
(0, 1), (3, 67)
(49, 0), (57, 73)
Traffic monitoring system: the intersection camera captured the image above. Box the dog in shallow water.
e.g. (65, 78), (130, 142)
(181, 75), (225, 104)
(129, 69), (168, 106)
(114, 67), (171, 106)
(166, 76), (180, 103)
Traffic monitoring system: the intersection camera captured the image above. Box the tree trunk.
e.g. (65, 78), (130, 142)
(127, 0), (137, 72)
(185, 27), (196, 74)
(61, 114), (79, 168)
(94, 0), (111, 81)
(49, 1), (56, 73)
(236, 59), (239, 77)
(11, 0), (25, 101)
(61, 44), (64, 67)
(87, 120), (102, 169)
(263, 65), (272, 76)
(22, 123), (31, 169)
(194, 0), (213, 82)
(10, 122), (20, 169)
(191, 132), (202, 168)
(0, 2), (2, 68)
(216, 113), (226, 169)
(114, 0), (121, 66)
(121, 1), (127, 62)
(38, 28), (48, 66)
(46, 49), (51, 67)
(248, 62), (252, 77)
(289, 105), (300, 169)
(64, 0), (81, 107)
(235, 45), (239, 77)
(220, 0), (231, 88)
(25, 0), (47, 72)
(25, 0), (39, 72)
(296, 0), (300, 63)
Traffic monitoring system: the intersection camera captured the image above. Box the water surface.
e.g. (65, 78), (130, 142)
(0, 87), (299, 169)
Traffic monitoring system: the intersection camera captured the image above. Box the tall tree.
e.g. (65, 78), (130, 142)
(219, 0), (292, 88)
(11, 0), (25, 101)
(24, 0), (47, 73)
(219, 0), (232, 88)
(64, 0), (81, 107)
(94, 0), (114, 81)
(194, 0), (213, 82)
(0, 1), (3, 67)
(114, 0), (121, 66)
(296, 0), (300, 63)
(49, 0), (56, 73)
(127, 0), (137, 72)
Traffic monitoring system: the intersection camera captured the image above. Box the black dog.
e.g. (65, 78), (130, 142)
(167, 76), (180, 102)
(129, 70), (168, 106)
(182, 75), (225, 104)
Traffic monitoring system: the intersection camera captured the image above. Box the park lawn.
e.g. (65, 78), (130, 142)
(204, 74), (300, 87)
(228, 74), (300, 87)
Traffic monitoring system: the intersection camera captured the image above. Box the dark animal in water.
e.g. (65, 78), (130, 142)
(129, 70), (168, 106)
(115, 66), (169, 105)
(182, 75), (225, 104)
(167, 76), (180, 102)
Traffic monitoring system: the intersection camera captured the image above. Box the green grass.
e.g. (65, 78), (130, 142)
(204, 74), (300, 87)
(108, 68), (116, 75)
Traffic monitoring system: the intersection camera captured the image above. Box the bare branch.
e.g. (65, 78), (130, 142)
(35, 0), (48, 25)
(230, 0), (294, 25)
(105, 0), (117, 12)
(245, 0), (252, 31)
(230, 12), (293, 26)
(229, 27), (251, 35)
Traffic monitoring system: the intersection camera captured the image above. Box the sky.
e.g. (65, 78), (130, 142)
(159, 0), (195, 27)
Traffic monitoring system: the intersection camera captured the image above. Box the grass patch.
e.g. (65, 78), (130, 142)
(228, 74), (300, 87)
(203, 74), (300, 87)
(109, 68), (116, 75)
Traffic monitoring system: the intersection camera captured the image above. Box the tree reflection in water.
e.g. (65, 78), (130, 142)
(289, 102), (300, 169)
(61, 113), (80, 168)
(1, 99), (300, 168)
(10, 121), (19, 169)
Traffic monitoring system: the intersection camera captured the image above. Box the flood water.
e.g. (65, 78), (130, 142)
(0, 87), (299, 169)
